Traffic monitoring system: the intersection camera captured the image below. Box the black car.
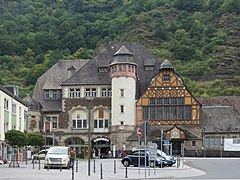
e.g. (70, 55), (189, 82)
(121, 150), (166, 168)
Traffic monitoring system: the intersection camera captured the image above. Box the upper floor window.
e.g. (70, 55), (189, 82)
(4, 98), (9, 110)
(85, 88), (96, 98)
(144, 66), (154, 71)
(120, 89), (124, 97)
(98, 67), (109, 73)
(120, 105), (124, 113)
(163, 74), (170, 81)
(94, 119), (109, 128)
(12, 103), (16, 115)
(52, 116), (58, 129)
(44, 90), (61, 100)
(45, 116), (58, 129)
(69, 88), (81, 98)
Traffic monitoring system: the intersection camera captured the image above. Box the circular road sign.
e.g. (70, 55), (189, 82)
(137, 128), (143, 138)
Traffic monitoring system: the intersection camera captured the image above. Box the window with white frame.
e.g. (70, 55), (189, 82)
(44, 90), (61, 100)
(52, 116), (58, 129)
(69, 88), (81, 98)
(93, 109), (109, 129)
(94, 119), (109, 128)
(12, 103), (16, 115)
(45, 116), (58, 129)
(120, 105), (124, 113)
(72, 113), (87, 129)
(85, 88), (96, 98)
(120, 89), (124, 97)
(192, 140), (196, 147)
(4, 98), (9, 110)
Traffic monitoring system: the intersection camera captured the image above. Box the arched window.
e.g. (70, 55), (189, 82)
(71, 110), (87, 129)
(93, 109), (110, 130)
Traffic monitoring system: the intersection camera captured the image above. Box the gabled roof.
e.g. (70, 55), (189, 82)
(201, 106), (240, 132)
(22, 94), (42, 111)
(61, 42), (162, 98)
(33, 60), (89, 112)
(0, 86), (28, 106)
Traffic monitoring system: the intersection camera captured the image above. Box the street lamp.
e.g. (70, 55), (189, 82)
(25, 112), (29, 165)
(71, 126), (73, 148)
(86, 96), (93, 176)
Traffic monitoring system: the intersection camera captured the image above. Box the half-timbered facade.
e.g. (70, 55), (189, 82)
(135, 60), (202, 156)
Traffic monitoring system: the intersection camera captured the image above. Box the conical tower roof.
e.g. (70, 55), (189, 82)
(111, 45), (135, 65)
(160, 59), (174, 70)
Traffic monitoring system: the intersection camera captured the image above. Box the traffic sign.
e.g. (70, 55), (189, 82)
(137, 128), (142, 138)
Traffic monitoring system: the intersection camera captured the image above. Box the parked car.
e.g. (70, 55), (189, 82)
(156, 149), (176, 166)
(121, 150), (166, 168)
(44, 146), (70, 169)
(32, 149), (48, 160)
(128, 149), (176, 167)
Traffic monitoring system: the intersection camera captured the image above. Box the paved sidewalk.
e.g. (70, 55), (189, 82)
(0, 158), (206, 180)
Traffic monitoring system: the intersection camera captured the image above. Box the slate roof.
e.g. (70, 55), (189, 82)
(111, 45), (135, 65)
(61, 42), (162, 99)
(201, 106), (240, 133)
(0, 85), (28, 106)
(160, 59), (174, 70)
(22, 94), (42, 111)
(198, 96), (240, 117)
(33, 60), (89, 112)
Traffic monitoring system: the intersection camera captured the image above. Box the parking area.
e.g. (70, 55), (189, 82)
(0, 158), (205, 180)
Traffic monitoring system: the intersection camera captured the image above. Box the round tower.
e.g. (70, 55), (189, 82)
(109, 45), (137, 134)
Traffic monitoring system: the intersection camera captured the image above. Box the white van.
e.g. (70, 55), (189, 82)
(44, 146), (70, 169)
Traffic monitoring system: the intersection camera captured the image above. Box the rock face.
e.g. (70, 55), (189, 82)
(211, 13), (240, 86)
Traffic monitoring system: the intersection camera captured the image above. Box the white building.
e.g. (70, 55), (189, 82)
(0, 86), (28, 161)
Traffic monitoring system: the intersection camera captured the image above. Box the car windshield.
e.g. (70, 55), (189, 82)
(48, 148), (68, 154)
(157, 150), (167, 156)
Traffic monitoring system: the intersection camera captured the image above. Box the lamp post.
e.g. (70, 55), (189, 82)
(86, 96), (93, 176)
(71, 126), (73, 148)
(43, 117), (47, 152)
(25, 113), (29, 165)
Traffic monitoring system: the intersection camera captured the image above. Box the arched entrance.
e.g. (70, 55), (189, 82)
(92, 137), (110, 158)
(64, 137), (85, 158)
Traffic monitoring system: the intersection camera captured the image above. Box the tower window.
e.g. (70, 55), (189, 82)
(120, 105), (124, 113)
(120, 89), (124, 97)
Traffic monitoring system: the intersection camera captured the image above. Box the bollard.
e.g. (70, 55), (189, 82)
(60, 159), (62, 172)
(93, 160), (96, 173)
(114, 160), (116, 174)
(39, 158), (41, 170)
(125, 165), (128, 178)
(100, 163), (103, 179)
(33, 157), (35, 169)
(76, 160), (78, 172)
(72, 160), (74, 180)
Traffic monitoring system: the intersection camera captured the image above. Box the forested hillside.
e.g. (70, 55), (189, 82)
(0, 0), (239, 97)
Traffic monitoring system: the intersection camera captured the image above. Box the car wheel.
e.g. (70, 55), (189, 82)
(168, 164), (173, 167)
(123, 160), (130, 167)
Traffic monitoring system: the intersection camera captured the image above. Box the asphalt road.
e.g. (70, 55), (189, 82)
(184, 158), (240, 179)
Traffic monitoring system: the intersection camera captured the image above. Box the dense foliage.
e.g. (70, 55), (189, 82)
(5, 130), (28, 147)
(0, 0), (239, 97)
(27, 132), (45, 147)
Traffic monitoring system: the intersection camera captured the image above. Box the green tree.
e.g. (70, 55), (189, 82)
(27, 133), (44, 147)
(5, 130), (28, 147)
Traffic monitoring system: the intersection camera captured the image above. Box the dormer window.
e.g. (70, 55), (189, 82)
(144, 65), (155, 71)
(98, 67), (109, 73)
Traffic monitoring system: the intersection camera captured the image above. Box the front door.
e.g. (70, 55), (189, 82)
(171, 140), (182, 155)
